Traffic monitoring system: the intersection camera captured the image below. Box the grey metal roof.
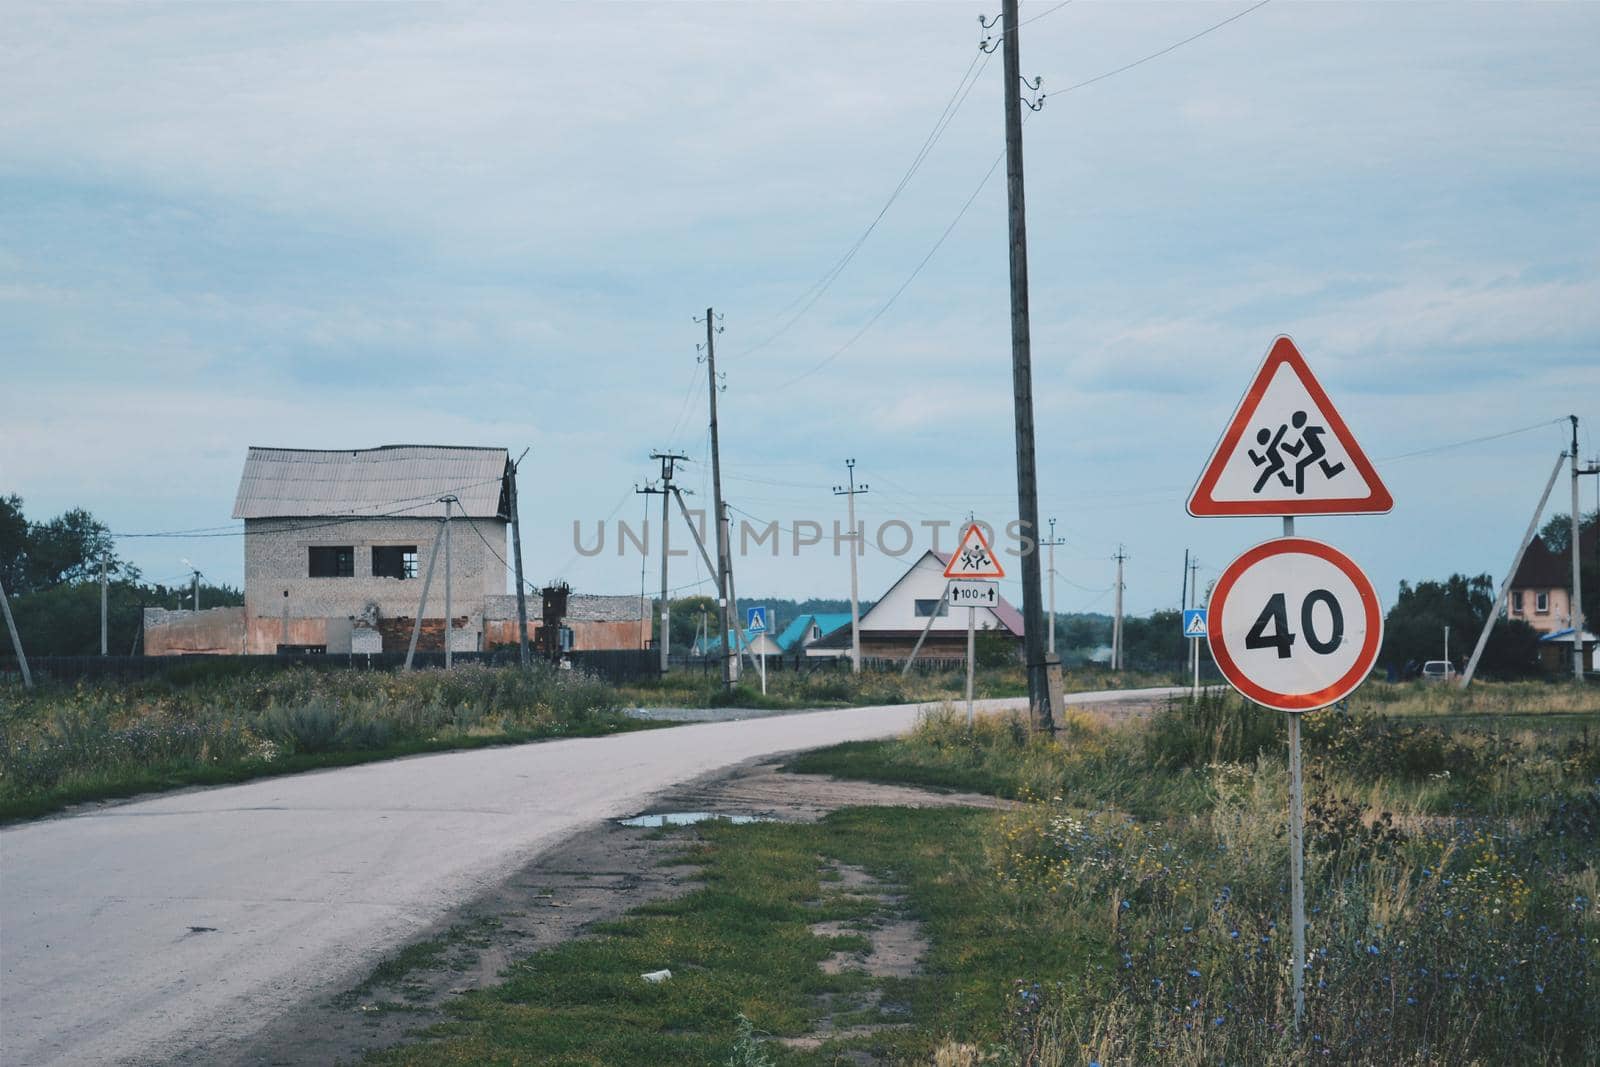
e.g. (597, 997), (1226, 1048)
(233, 445), (509, 520)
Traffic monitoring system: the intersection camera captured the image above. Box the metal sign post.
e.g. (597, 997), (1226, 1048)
(1182, 608), (1207, 701)
(1190, 337), (1393, 1037)
(966, 605), (976, 726)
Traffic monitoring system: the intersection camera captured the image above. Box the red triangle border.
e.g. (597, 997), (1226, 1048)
(1188, 336), (1393, 517)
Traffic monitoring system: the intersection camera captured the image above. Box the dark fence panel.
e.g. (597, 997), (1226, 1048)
(0, 649), (659, 687)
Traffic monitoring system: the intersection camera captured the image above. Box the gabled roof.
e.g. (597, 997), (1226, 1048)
(774, 612), (852, 652)
(856, 550), (1025, 637)
(1514, 526), (1598, 589)
(233, 445), (510, 520)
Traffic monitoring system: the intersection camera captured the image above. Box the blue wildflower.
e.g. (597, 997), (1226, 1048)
(1188, 969), (1201, 978)
(1367, 944), (1380, 956)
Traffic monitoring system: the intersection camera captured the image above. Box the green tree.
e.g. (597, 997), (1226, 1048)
(1382, 573), (1540, 679)
(666, 595), (719, 650)
(1120, 609), (1185, 670)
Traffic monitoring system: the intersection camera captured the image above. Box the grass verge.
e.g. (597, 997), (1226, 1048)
(0, 664), (649, 822)
(372, 681), (1600, 1065)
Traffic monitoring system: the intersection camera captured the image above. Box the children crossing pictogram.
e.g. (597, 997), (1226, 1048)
(943, 524), (1006, 579)
(1189, 337), (1392, 516)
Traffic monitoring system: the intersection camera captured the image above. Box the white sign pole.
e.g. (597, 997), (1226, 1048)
(759, 642), (767, 695)
(966, 606), (976, 727)
(1192, 636), (1200, 699)
(1281, 513), (1306, 1034)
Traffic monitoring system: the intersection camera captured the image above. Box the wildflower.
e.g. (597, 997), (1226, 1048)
(1367, 944), (1380, 956)
(1188, 969), (1201, 978)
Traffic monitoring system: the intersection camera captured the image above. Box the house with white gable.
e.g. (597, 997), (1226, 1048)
(808, 550), (1023, 661)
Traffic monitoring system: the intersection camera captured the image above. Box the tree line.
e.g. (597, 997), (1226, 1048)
(1, 496), (242, 657)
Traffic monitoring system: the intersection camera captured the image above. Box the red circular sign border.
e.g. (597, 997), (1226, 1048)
(1206, 537), (1383, 713)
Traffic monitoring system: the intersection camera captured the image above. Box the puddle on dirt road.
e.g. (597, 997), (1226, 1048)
(618, 811), (772, 828)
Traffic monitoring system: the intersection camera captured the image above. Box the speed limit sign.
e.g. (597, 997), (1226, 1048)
(1208, 537), (1383, 712)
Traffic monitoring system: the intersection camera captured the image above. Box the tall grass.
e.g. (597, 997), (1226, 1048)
(0, 664), (624, 817)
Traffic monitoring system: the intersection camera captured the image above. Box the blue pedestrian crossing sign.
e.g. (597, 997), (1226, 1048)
(746, 606), (769, 634)
(1183, 609), (1208, 639)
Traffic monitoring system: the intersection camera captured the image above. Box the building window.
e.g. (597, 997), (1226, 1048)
(1535, 591), (1549, 614)
(560, 626), (574, 651)
(914, 598), (949, 618)
(372, 545), (418, 579)
(810, 625), (820, 640)
(308, 546), (354, 578)
(1510, 591), (1524, 614)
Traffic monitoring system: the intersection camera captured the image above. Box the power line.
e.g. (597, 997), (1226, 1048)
(734, 47), (994, 361)
(113, 475), (507, 539)
(1044, 0), (1275, 97)
(1376, 417), (1567, 463)
(776, 141), (1011, 388)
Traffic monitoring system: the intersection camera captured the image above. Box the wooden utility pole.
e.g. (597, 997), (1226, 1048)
(701, 308), (736, 688)
(509, 452), (532, 668)
(833, 459), (869, 673)
(998, 0), (1055, 731)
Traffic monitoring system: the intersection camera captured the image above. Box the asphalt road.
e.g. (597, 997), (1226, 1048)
(0, 688), (1179, 1066)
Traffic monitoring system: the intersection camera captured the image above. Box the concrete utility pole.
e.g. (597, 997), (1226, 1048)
(508, 451), (532, 668)
(1571, 416), (1586, 681)
(100, 560), (108, 656)
(1462, 452), (1568, 688)
(0, 577), (32, 688)
(191, 569), (201, 613)
(442, 495), (457, 670)
(996, 0), (1056, 731)
(700, 307), (736, 688)
(1043, 518), (1066, 656)
(833, 459), (869, 673)
(404, 520), (446, 671)
(1111, 546), (1126, 670)
(651, 452), (687, 675)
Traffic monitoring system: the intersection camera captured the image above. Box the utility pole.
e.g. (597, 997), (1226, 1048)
(1042, 518), (1065, 655)
(1462, 452), (1568, 688)
(442, 495), (457, 670)
(509, 451), (532, 668)
(833, 459), (869, 673)
(1571, 416), (1586, 682)
(0, 577), (32, 688)
(191, 568), (202, 612)
(651, 452), (687, 675)
(699, 307), (735, 688)
(1111, 546), (1126, 671)
(100, 559), (109, 656)
(995, 0), (1055, 731)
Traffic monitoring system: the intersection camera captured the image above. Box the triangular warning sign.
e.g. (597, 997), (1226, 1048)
(1188, 336), (1392, 517)
(944, 524), (1006, 579)
(1185, 613), (1207, 637)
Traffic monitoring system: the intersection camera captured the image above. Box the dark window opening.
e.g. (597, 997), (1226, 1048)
(309, 546), (355, 578)
(1510, 591), (1524, 614)
(372, 545), (419, 579)
(914, 598), (949, 618)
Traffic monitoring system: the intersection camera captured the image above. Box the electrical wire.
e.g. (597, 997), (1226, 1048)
(1376, 417), (1567, 463)
(1044, 0), (1275, 97)
(734, 47), (993, 361)
(113, 475), (507, 539)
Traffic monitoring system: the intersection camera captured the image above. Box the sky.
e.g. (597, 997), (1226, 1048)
(3, 1), (1597, 616)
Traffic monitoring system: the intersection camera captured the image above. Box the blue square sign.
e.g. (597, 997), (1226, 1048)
(1182, 609), (1208, 639)
(746, 606), (768, 634)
